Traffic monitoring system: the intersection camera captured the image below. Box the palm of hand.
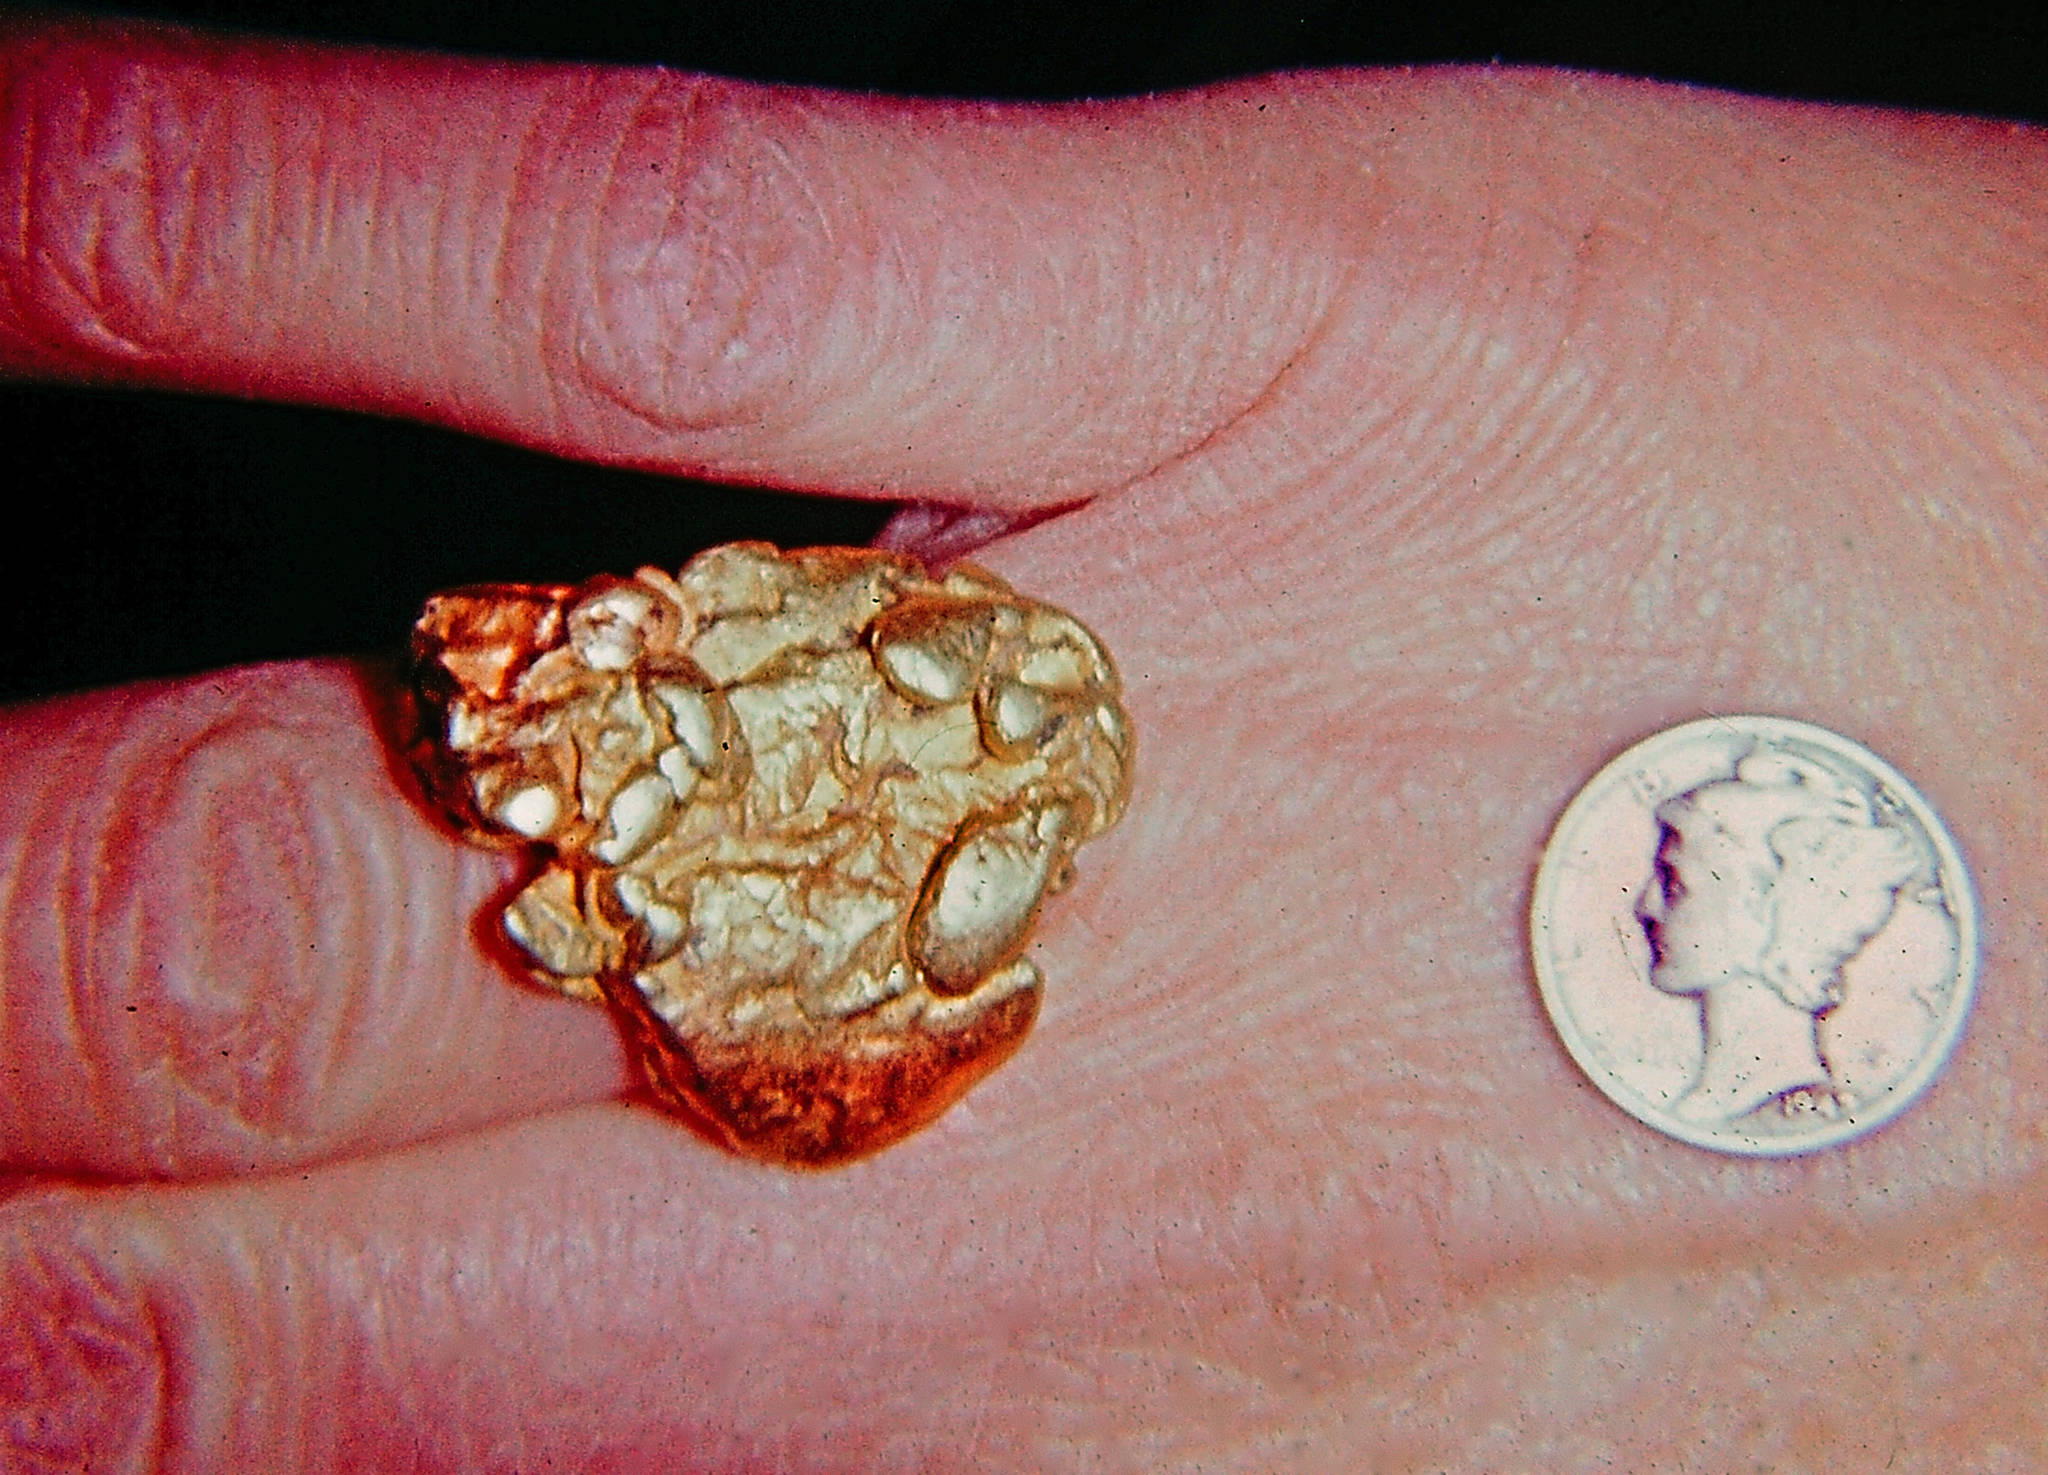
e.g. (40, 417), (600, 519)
(959, 167), (2040, 1456)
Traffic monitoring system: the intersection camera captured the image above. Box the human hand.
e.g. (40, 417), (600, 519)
(3, 13), (2043, 1468)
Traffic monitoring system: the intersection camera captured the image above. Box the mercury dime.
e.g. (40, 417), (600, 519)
(1530, 716), (1977, 1156)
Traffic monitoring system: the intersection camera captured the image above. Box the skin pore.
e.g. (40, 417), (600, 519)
(1, 14), (2044, 1470)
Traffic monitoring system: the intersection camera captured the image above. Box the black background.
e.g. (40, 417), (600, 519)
(4, 2), (2043, 701)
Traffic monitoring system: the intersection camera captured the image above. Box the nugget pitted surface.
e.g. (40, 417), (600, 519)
(410, 544), (1132, 1165)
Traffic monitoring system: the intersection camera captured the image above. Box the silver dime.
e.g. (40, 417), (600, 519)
(1530, 716), (1978, 1156)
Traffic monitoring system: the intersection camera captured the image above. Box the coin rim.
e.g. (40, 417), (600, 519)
(1529, 715), (1980, 1157)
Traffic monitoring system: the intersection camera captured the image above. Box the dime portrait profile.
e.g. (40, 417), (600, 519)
(1635, 747), (1925, 1124)
(1530, 717), (1978, 1155)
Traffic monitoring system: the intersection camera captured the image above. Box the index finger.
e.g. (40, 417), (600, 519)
(0, 11), (1346, 515)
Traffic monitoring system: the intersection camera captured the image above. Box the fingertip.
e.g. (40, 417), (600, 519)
(0, 15), (1346, 511)
(0, 662), (631, 1182)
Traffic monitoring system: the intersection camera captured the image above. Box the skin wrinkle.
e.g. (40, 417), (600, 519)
(1848, 132), (2037, 308)
(3, 32), (2046, 1462)
(171, 742), (300, 1144)
(16, 33), (163, 362)
(286, 763), (380, 1144)
(503, 71), (602, 445)
(419, 80), (461, 423)
(91, 44), (188, 359)
(360, 117), (404, 394)
(70, 191), (148, 360)
(48, 721), (118, 1149)
(782, 115), (940, 464)
(1312, 327), (1486, 530)
(1119, 159), (1315, 487)
(277, 782), (425, 1148)
(146, 1194), (272, 1470)
(24, 47), (98, 336)
(571, 72), (713, 430)
(192, 57), (245, 355)
(1383, 1199), (2044, 1468)
(1343, 251), (1875, 622)
(432, 78), (513, 429)
(1899, 351), (2048, 530)
(0, 851), (35, 1152)
(1127, 261), (1338, 498)
(516, 102), (575, 443)
(88, 701), (332, 1171)
(305, 82), (345, 309)
(387, 74), (506, 406)
(759, 127), (835, 257)
(204, 721), (339, 1147)
(448, 87), (549, 429)
(1038, 747), (1483, 1141)
(0, 717), (75, 1127)
(0, 36), (29, 330)
(337, 69), (425, 403)
(253, 53), (309, 370)
(1437, 335), (1594, 521)
(0, 1204), (172, 1472)
(695, 123), (808, 428)
(274, 57), (333, 362)
(143, 1271), (181, 1475)
(93, 836), (176, 1167)
(134, 67), (174, 319)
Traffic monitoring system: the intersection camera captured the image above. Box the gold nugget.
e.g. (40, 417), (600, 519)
(409, 544), (1132, 1165)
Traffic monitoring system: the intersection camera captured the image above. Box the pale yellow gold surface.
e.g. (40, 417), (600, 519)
(409, 543), (1132, 1165)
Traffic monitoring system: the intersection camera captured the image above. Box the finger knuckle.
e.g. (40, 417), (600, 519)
(541, 75), (840, 436)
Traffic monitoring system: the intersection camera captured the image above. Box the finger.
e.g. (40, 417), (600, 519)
(6, 1105), (2044, 1468)
(0, 661), (630, 1182)
(0, 13), (1350, 512)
